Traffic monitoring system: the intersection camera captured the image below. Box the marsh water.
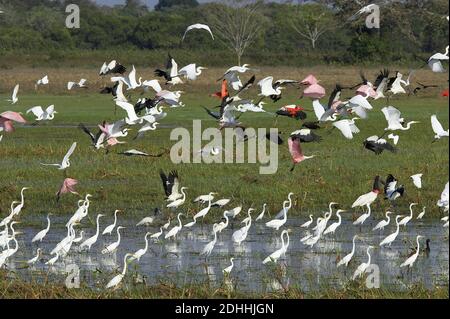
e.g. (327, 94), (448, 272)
(3, 214), (449, 292)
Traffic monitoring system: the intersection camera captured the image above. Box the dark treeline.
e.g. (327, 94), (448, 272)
(0, 0), (448, 66)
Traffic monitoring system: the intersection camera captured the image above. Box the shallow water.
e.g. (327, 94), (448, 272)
(3, 214), (449, 293)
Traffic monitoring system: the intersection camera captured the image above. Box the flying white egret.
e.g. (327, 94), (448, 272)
(437, 182), (449, 212)
(431, 114), (449, 139)
(352, 246), (374, 280)
(178, 64), (207, 81)
(31, 213), (52, 243)
(41, 142), (77, 170)
(101, 226), (125, 254)
(223, 257), (234, 274)
(35, 75), (49, 88)
(388, 133), (399, 145)
(67, 79), (87, 90)
(400, 235), (423, 268)
(300, 215), (314, 228)
(372, 211), (392, 231)
(129, 232), (151, 262)
(27, 105), (57, 121)
(398, 203), (418, 226)
(115, 101), (141, 125)
(324, 210), (345, 235)
(262, 230), (290, 264)
(80, 214), (104, 251)
(102, 210), (121, 235)
(106, 253), (133, 289)
(182, 23), (214, 41)
(332, 118), (360, 139)
(410, 173), (423, 189)
(337, 235), (358, 268)
(381, 106), (420, 131)
(380, 215), (404, 247)
(7, 84), (19, 104)
(257, 76), (284, 97)
(417, 206), (426, 219)
(165, 213), (184, 240)
(111, 65), (142, 90)
(255, 204), (268, 221)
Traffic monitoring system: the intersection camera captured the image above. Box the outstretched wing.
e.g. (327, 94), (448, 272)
(431, 115), (446, 135)
(63, 142), (77, 163)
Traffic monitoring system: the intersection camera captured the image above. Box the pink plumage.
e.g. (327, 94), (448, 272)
(0, 111), (27, 133)
(56, 178), (79, 201)
(303, 83), (326, 99)
(356, 85), (377, 98)
(300, 74), (318, 85)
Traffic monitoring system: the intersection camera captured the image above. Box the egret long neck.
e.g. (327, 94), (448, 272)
(122, 255), (129, 275)
(95, 216), (101, 236)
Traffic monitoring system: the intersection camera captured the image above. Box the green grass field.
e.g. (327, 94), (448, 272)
(0, 84), (448, 223)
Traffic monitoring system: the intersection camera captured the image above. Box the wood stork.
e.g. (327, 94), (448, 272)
(363, 135), (397, 154)
(99, 60), (126, 76)
(111, 65), (142, 90)
(41, 142), (77, 170)
(154, 54), (183, 85)
(384, 174), (405, 202)
(160, 170), (182, 202)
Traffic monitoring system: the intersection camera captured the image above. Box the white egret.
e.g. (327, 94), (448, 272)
(232, 216), (252, 246)
(332, 118), (360, 139)
(324, 210), (345, 235)
(67, 79), (87, 90)
(255, 204), (268, 221)
(80, 214), (104, 251)
(201, 224), (219, 257)
(431, 114), (449, 139)
(182, 23), (214, 41)
(417, 207), (426, 220)
(410, 173), (423, 189)
(398, 203), (418, 226)
(32, 213), (52, 243)
(372, 211), (392, 231)
(136, 216), (154, 226)
(300, 215), (314, 228)
(35, 75), (49, 88)
(41, 142), (77, 170)
(46, 252), (59, 266)
(400, 235), (423, 268)
(211, 198), (231, 208)
(27, 248), (42, 265)
(102, 226), (125, 254)
(102, 210), (121, 235)
(225, 206), (242, 218)
(337, 235), (358, 268)
(223, 257), (234, 275)
(215, 212), (229, 233)
(12, 187), (29, 216)
(150, 227), (163, 240)
(166, 187), (188, 209)
(106, 253), (133, 289)
(178, 64), (207, 81)
(388, 133), (399, 145)
(353, 204), (371, 225)
(129, 232), (151, 262)
(262, 230), (290, 264)
(437, 182), (449, 212)
(352, 246), (374, 280)
(428, 46), (449, 72)
(193, 193), (216, 220)
(165, 213), (184, 240)
(27, 105), (57, 121)
(8, 84), (19, 104)
(163, 218), (171, 229)
(380, 215), (404, 247)
(381, 106), (420, 131)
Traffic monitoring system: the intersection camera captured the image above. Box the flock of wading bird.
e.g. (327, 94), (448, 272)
(0, 23), (449, 290)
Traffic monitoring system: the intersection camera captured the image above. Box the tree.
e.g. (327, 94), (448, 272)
(155, 0), (199, 11)
(205, 0), (266, 65)
(287, 2), (336, 50)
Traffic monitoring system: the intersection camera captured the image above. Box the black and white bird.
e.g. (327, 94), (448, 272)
(290, 129), (322, 143)
(363, 135), (397, 154)
(99, 60), (126, 76)
(154, 54), (183, 85)
(160, 170), (182, 202)
(35, 75), (49, 89)
(78, 123), (106, 149)
(384, 174), (405, 202)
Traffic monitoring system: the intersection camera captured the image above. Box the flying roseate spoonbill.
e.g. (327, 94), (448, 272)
(337, 235), (359, 268)
(160, 170), (182, 202)
(428, 46), (449, 72)
(182, 23), (214, 41)
(352, 246), (374, 280)
(400, 235), (423, 268)
(7, 84), (19, 104)
(41, 142), (77, 170)
(288, 136), (315, 171)
(352, 176), (382, 209)
(0, 111), (27, 133)
(56, 178), (79, 201)
(363, 135), (397, 154)
(301, 82), (326, 99)
(381, 106), (420, 131)
(437, 182), (449, 212)
(431, 114), (449, 139)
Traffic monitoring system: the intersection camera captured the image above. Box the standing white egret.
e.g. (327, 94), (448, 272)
(129, 232), (151, 262)
(151, 227), (163, 240)
(165, 213), (184, 240)
(163, 218), (171, 230)
(373, 211), (392, 231)
(106, 253), (133, 289)
(12, 187), (29, 216)
(431, 114), (449, 139)
(166, 187), (188, 209)
(80, 214), (104, 251)
(193, 193), (216, 220)
(437, 182), (449, 212)
(324, 210), (345, 235)
(410, 173), (423, 189)
(215, 212), (229, 233)
(102, 210), (121, 235)
(232, 217), (252, 246)
(398, 203), (418, 226)
(337, 235), (358, 268)
(428, 46), (449, 72)
(262, 230), (290, 264)
(101, 226), (125, 254)
(265, 201), (289, 230)
(417, 207), (426, 219)
(352, 246), (374, 280)
(400, 235), (423, 268)
(0, 201), (20, 228)
(201, 224), (219, 257)
(223, 257), (234, 274)
(46, 252), (59, 266)
(41, 142), (77, 170)
(184, 215), (198, 228)
(27, 248), (42, 265)
(255, 204), (268, 221)
(136, 216), (155, 226)
(353, 204), (371, 226)
(380, 215), (404, 247)
(300, 215), (314, 228)
(32, 213), (52, 243)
